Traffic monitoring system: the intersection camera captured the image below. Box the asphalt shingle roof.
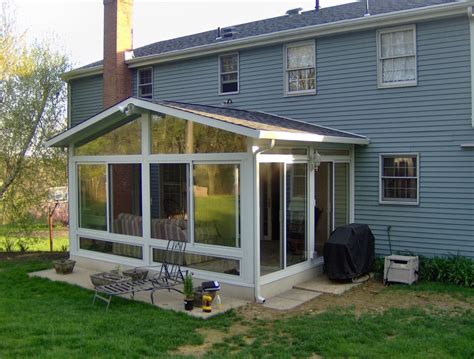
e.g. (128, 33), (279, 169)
(79, 0), (456, 70)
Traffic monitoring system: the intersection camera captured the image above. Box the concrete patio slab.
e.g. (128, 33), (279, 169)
(294, 274), (368, 295)
(29, 267), (247, 318)
(263, 288), (321, 310)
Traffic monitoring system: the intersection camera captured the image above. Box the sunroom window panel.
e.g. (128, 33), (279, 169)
(78, 164), (107, 231)
(193, 164), (240, 248)
(109, 164), (143, 237)
(74, 119), (142, 156)
(150, 163), (188, 241)
(151, 115), (247, 154)
(286, 163), (307, 267)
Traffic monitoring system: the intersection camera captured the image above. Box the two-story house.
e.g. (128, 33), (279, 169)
(46, 0), (474, 300)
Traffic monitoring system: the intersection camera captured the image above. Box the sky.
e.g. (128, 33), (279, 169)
(13, 0), (356, 68)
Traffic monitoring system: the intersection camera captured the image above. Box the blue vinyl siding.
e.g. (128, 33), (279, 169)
(70, 75), (103, 127)
(72, 16), (474, 257)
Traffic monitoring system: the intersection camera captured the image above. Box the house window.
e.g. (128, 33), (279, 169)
(380, 154), (419, 204)
(285, 41), (316, 95)
(137, 67), (153, 98)
(219, 53), (239, 94)
(377, 25), (417, 87)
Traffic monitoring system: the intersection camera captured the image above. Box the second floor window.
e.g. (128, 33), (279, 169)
(377, 25), (417, 87)
(219, 53), (239, 94)
(138, 68), (153, 99)
(285, 41), (316, 95)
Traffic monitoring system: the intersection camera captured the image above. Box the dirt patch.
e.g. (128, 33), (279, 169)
(235, 279), (473, 322)
(171, 324), (249, 358)
(0, 251), (68, 262)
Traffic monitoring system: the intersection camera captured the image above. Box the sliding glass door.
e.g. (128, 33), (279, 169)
(260, 162), (308, 275)
(314, 161), (350, 258)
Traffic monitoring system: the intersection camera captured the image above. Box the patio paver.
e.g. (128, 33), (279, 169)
(29, 267), (247, 318)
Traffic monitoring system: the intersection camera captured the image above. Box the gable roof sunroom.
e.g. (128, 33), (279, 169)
(45, 97), (369, 148)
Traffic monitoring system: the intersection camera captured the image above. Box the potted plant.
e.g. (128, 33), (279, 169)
(53, 259), (76, 274)
(183, 272), (194, 311)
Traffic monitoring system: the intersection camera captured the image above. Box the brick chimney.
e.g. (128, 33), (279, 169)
(103, 0), (133, 108)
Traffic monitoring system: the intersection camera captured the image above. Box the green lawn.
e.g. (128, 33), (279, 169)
(0, 258), (473, 358)
(0, 225), (68, 252)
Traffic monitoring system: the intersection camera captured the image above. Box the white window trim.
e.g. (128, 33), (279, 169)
(379, 153), (420, 205)
(284, 40), (316, 97)
(218, 52), (239, 95)
(137, 67), (153, 99)
(377, 24), (417, 89)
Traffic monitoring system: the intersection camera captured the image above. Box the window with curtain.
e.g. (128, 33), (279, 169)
(285, 41), (316, 95)
(378, 26), (417, 87)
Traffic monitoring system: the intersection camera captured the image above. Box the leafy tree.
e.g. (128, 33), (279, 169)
(0, 1), (70, 225)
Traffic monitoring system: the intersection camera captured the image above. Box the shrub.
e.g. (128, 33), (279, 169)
(419, 255), (474, 287)
(3, 238), (16, 252)
(17, 240), (29, 253)
(373, 255), (474, 288)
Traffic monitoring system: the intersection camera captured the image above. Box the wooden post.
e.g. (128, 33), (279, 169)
(48, 202), (60, 252)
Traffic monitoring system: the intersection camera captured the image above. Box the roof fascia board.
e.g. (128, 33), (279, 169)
(258, 131), (370, 145)
(126, 1), (472, 68)
(62, 66), (103, 81)
(45, 102), (127, 147)
(46, 98), (260, 147)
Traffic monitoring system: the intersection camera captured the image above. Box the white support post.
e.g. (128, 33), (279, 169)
(141, 113), (151, 265)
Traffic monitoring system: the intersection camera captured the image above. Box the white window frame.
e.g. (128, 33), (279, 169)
(218, 53), (239, 95)
(379, 153), (419, 205)
(284, 40), (316, 96)
(137, 67), (153, 99)
(377, 25), (417, 88)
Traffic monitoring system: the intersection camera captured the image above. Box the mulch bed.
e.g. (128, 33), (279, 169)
(0, 251), (69, 262)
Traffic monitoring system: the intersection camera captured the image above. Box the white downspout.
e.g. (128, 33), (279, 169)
(252, 139), (275, 304)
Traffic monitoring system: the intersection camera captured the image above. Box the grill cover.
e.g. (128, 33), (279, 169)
(323, 223), (375, 281)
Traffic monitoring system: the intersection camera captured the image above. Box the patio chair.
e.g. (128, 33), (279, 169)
(92, 239), (187, 311)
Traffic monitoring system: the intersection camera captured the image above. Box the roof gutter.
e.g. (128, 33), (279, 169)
(62, 1), (474, 80)
(62, 65), (103, 81)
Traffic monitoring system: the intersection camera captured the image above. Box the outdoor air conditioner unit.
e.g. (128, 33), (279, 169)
(384, 255), (419, 285)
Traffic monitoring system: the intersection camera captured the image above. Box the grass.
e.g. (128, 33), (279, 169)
(0, 226), (69, 252)
(0, 258), (473, 358)
(0, 259), (234, 358)
(208, 307), (474, 358)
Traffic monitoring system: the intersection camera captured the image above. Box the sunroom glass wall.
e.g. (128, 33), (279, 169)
(193, 164), (240, 248)
(150, 164), (189, 242)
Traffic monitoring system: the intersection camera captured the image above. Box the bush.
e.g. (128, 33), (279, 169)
(373, 255), (474, 288)
(420, 255), (474, 287)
